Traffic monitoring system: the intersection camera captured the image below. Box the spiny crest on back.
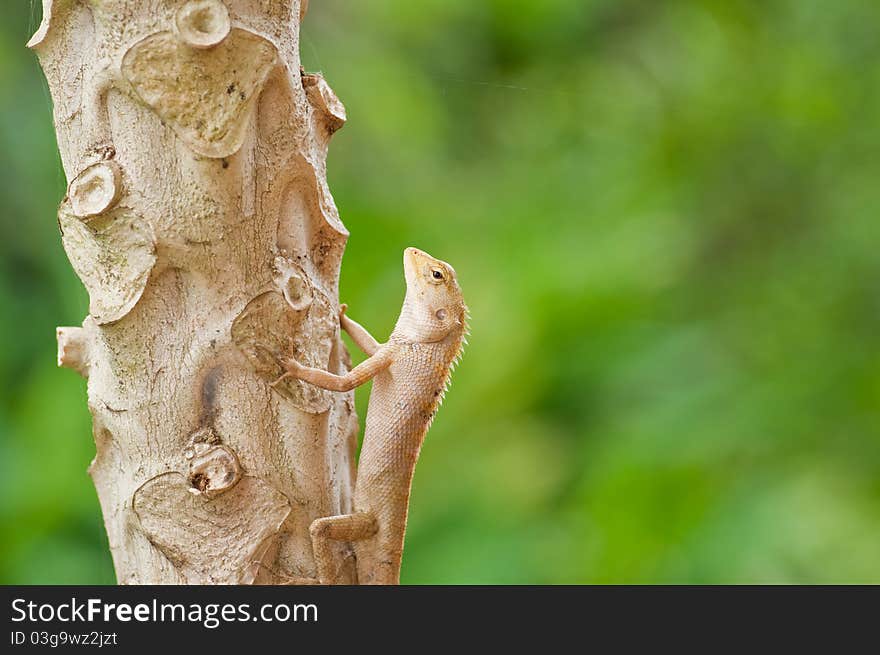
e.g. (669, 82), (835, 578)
(435, 312), (469, 411)
(435, 307), (469, 409)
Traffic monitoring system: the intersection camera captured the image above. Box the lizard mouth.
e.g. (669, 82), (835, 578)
(404, 247), (426, 281)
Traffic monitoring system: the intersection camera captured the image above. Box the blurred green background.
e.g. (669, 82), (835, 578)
(2, 0), (880, 584)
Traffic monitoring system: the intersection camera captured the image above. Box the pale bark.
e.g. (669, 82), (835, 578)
(32, 0), (360, 584)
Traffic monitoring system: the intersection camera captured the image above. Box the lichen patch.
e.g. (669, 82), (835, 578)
(122, 28), (277, 159)
(59, 207), (157, 324)
(132, 473), (291, 584)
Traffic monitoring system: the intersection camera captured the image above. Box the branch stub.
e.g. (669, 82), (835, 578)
(175, 0), (231, 49)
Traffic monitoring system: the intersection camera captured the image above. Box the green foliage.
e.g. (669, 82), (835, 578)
(2, 0), (879, 583)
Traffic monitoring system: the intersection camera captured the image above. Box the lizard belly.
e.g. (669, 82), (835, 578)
(352, 346), (450, 583)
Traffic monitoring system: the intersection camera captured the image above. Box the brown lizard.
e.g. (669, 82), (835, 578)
(274, 247), (468, 584)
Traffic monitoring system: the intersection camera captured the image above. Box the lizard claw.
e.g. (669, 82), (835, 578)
(269, 357), (305, 388)
(270, 357), (304, 387)
(270, 371), (292, 388)
(339, 303), (348, 321)
(250, 346), (291, 388)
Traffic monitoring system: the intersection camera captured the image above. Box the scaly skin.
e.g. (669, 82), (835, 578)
(274, 247), (468, 584)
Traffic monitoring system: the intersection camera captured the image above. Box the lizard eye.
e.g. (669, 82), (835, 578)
(430, 268), (445, 282)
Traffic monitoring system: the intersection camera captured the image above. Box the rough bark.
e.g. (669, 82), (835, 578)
(32, 0), (360, 584)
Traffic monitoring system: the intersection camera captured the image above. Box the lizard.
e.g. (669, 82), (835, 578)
(273, 247), (468, 584)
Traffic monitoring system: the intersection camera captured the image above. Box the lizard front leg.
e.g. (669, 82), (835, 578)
(309, 513), (378, 584)
(339, 304), (381, 356)
(273, 344), (394, 391)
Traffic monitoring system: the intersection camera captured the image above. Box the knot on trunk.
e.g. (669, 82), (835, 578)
(184, 428), (242, 498)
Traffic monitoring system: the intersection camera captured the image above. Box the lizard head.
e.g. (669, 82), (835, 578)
(394, 247), (468, 343)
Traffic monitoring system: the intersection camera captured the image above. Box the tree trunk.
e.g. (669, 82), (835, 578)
(32, 0), (359, 584)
